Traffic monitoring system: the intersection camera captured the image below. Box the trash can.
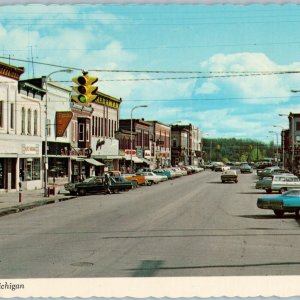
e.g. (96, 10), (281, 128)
(48, 186), (56, 196)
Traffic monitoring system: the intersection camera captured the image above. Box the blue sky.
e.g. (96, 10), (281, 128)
(1, 4), (300, 141)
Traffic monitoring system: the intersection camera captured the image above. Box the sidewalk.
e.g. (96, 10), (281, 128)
(0, 183), (76, 217)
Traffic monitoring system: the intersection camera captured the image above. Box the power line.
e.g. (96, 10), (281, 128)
(3, 19), (300, 26)
(1, 55), (300, 80)
(4, 40), (300, 52)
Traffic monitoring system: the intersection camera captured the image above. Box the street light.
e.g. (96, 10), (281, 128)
(130, 105), (148, 173)
(44, 69), (73, 197)
(203, 133), (212, 162)
(273, 125), (285, 169)
(269, 130), (279, 166)
(279, 113), (294, 172)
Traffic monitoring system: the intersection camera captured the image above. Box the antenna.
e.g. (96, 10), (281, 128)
(28, 45), (38, 77)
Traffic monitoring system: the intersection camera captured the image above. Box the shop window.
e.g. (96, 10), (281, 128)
(24, 158), (41, 181)
(32, 158), (41, 180)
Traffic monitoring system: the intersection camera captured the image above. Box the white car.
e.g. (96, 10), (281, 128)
(136, 171), (168, 185)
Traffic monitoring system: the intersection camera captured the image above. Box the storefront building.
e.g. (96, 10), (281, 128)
(147, 120), (171, 169)
(118, 119), (151, 172)
(0, 61), (44, 192)
(90, 92), (122, 172)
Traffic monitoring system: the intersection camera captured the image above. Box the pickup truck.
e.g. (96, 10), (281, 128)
(221, 170), (238, 183)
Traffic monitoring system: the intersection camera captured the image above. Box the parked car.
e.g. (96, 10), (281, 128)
(221, 170), (238, 183)
(256, 174), (300, 194)
(136, 171), (168, 185)
(257, 189), (300, 217)
(112, 175), (138, 189)
(169, 168), (183, 177)
(255, 176), (273, 192)
(258, 168), (290, 180)
(181, 166), (193, 175)
(153, 169), (173, 179)
(257, 166), (278, 176)
(64, 176), (133, 196)
(215, 165), (230, 172)
(122, 174), (148, 186)
(240, 164), (253, 173)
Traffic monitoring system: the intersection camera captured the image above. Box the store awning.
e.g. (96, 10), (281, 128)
(132, 157), (144, 163)
(84, 158), (104, 166)
(139, 158), (151, 164)
(71, 157), (85, 162)
(93, 155), (123, 160)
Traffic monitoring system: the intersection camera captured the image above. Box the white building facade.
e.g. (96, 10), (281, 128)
(0, 62), (45, 192)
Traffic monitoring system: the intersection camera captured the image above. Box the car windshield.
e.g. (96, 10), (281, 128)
(83, 177), (96, 183)
(283, 190), (300, 197)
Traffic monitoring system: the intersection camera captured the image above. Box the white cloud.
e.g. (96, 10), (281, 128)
(196, 81), (219, 94)
(196, 52), (300, 104)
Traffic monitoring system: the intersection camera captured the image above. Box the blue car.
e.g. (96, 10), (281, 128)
(257, 189), (300, 217)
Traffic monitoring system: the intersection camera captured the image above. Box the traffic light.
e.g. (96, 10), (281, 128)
(71, 73), (98, 106)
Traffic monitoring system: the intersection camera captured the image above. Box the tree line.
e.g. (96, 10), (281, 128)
(202, 138), (276, 163)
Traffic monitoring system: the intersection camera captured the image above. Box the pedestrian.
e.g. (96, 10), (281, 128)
(104, 173), (112, 194)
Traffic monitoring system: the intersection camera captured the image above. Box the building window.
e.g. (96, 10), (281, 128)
(23, 158), (41, 181)
(78, 123), (84, 141)
(101, 118), (104, 136)
(34, 110), (38, 135)
(47, 119), (51, 136)
(10, 103), (14, 129)
(173, 138), (177, 147)
(0, 101), (3, 128)
(98, 117), (101, 137)
(296, 122), (300, 131)
(71, 122), (76, 142)
(27, 109), (31, 134)
(21, 107), (26, 134)
(108, 119), (111, 137)
(92, 116), (95, 136)
(86, 123), (90, 142)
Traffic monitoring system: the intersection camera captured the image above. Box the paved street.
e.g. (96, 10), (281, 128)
(0, 170), (299, 278)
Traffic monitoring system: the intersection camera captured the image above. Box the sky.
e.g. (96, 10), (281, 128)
(1, 4), (300, 142)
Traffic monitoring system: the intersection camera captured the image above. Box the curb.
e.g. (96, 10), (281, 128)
(0, 195), (77, 218)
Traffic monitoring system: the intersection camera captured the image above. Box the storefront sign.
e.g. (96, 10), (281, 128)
(125, 149), (136, 155)
(21, 144), (39, 155)
(56, 111), (73, 137)
(144, 150), (151, 159)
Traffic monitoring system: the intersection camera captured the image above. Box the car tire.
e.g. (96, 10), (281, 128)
(235, 180), (238, 183)
(222, 180), (225, 183)
(78, 188), (86, 196)
(132, 181), (138, 189)
(279, 188), (287, 194)
(266, 188), (272, 194)
(274, 210), (284, 217)
(148, 181), (153, 186)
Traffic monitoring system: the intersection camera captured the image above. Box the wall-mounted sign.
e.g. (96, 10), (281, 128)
(144, 150), (151, 158)
(21, 144), (39, 155)
(125, 149), (136, 155)
(56, 111), (73, 137)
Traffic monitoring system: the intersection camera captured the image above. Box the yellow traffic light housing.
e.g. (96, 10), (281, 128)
(71, 73), (98, 106)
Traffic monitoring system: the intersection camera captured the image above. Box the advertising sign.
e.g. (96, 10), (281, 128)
(56, 111), (73, 137)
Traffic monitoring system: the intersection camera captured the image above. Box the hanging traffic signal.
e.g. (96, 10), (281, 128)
(71, 73), (98, 106)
